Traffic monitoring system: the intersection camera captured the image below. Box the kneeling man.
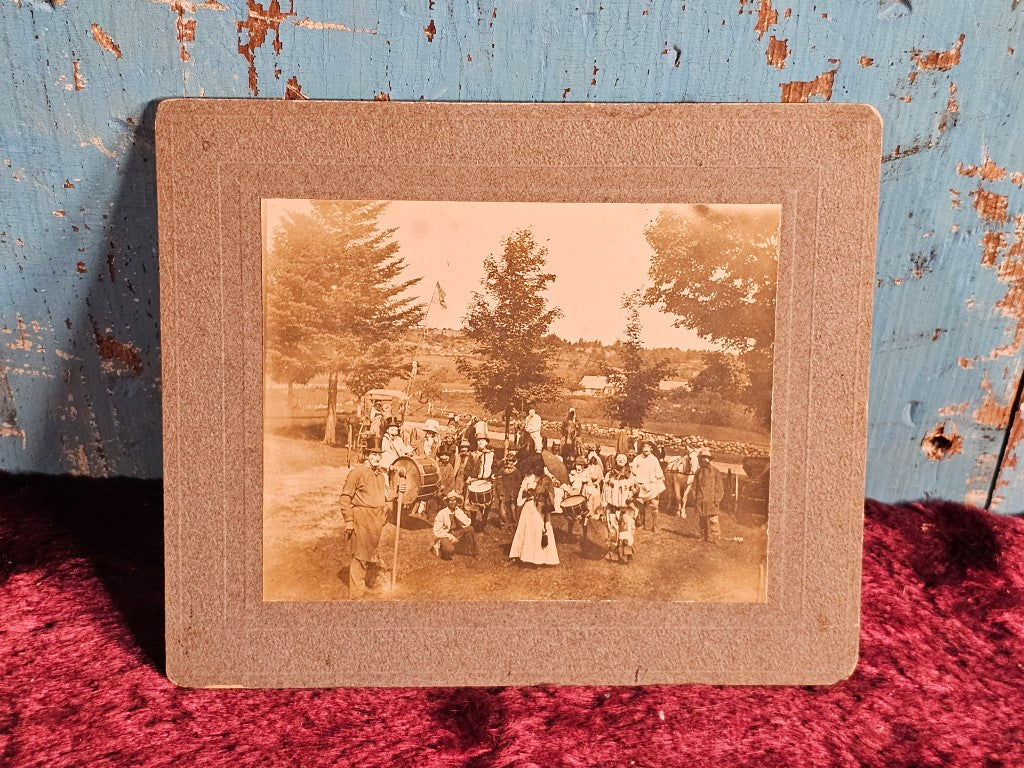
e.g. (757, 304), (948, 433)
(433, 491), (478, 560)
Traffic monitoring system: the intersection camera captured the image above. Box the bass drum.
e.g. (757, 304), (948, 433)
(392, 455), (439, 503)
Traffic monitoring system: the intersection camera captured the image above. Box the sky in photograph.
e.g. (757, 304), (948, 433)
(263, 200), (779, 350)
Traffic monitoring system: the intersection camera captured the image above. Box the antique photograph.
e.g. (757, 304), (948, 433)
(262, 199), (780, 602)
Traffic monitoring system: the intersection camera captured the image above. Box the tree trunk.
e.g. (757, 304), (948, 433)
(504, 405), (512, 442)
(287, 380), (294, 411)
(324, 371), (338, 445)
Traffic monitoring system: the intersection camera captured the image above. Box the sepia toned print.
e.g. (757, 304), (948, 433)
(262, 199), (780, 603)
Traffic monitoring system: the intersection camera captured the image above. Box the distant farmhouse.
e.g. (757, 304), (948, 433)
(577, 375), (614, 396)
(575, 375), (689, 397)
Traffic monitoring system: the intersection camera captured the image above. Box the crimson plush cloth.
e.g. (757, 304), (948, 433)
(1, 476), (1022, 768)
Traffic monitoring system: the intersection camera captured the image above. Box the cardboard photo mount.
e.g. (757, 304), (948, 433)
(156, 100), (881, 687)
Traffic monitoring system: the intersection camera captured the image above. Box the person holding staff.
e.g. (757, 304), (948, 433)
(339, 435), (405, 598)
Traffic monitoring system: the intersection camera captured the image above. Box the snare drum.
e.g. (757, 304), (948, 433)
(392, 455), (439, 502)
(560, 494), (588, 517)
(466, 479), (494, 506)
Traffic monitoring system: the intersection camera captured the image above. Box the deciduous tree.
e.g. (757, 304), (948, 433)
(458, 229), (564, 437)
(605, 291), (673, 429)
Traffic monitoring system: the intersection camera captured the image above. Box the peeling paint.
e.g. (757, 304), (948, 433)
(973, 371), (1012, 427)
(753, 0), (777, 41)
(938, 401), (971, 416)
(0, 424), (26, 450)
(6, 317), (31, 351)
(75, 261), (87, 273)
(779, 69), (837, 103)
(999, 403), (1024, 471)
(882, 139), (934, 163)
(911, 34), (965, 71)
(171, 0), (198, 62)
(981, 231), (1005, 267)
(237, 0), (295, 97)
(72, 59), (85, 91)
(765, 36), (789, 69)
(970, 185), (1009, 223)
(373, 91), (390, 101)
(424, 19), (436, 42)
(921, 422), (964, 461)
(284, 75), (306, 99)
(950, 188), (962, 209)
(90, 318), (143, 375)
(90, 23), (123, 58)
(291, 17), (377, 34)
(859, 56), (874, 67)
(958, 155), (1007, 181)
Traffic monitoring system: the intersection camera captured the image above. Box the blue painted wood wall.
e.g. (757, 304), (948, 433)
(1, 0), (1023, 511)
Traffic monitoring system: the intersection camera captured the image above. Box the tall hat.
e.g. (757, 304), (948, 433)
(383, 416), (402, 429)
(364, 434), (384, 454)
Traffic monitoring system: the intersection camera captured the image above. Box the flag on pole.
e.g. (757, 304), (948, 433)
(435, 281), (447, 309)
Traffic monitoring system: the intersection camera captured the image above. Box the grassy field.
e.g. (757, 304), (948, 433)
(263, 432), (769, 602)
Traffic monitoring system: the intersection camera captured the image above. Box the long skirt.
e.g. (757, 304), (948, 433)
(509, 499), (559, 565)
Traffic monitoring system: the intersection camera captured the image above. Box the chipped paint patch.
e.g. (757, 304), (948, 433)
(765, 36), (789, 69)
(973, 372), (1012, 428)
(283, 75), (306, 99)
(424, 19), (436, 42)
(950, 188), (962, 209)
(72, 59), (85, 91)
(970, 186), (1009, 223)
(938, 401), (970, 416)
(981, 231), (1006, 267)
(921, 422), (963, 461)
(90, 318), (143, 375)
(779, 69), (836, 103)
(859, 56), (874, 67)
(172, 0), (198, 62)
(0, 424), (26, 449)
(373, 91), (390, 101)
(958, 155), (1007, 181)
(90, 23), (122, 58)
(911, 34), (965, 71)
(754, 0), (777, 40)
(291, 17), (377, 34)
(237, 0), (295, 97)
(75, 261), (87, 273)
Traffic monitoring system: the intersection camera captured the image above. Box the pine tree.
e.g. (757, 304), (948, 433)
(605, 291), (673, 429)
(458, 229), (564, 438)
(265, 201), (425, 443)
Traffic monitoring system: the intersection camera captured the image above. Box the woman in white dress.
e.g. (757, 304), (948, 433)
(509, 452), (560, 566)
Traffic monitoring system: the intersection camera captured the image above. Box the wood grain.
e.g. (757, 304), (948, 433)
(1, 1), (1023, 512)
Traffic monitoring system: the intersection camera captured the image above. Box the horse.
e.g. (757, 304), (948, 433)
(664, 451), (699, 516)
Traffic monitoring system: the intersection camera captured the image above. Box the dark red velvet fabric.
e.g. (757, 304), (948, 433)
(1, 476), (1022, 767)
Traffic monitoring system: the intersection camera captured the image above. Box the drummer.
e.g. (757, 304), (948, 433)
(464, 434), (497, 532)
(380, 416), (413, 469)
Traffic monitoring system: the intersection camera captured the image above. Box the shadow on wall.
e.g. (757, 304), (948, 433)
(40, 101), (163, 478)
